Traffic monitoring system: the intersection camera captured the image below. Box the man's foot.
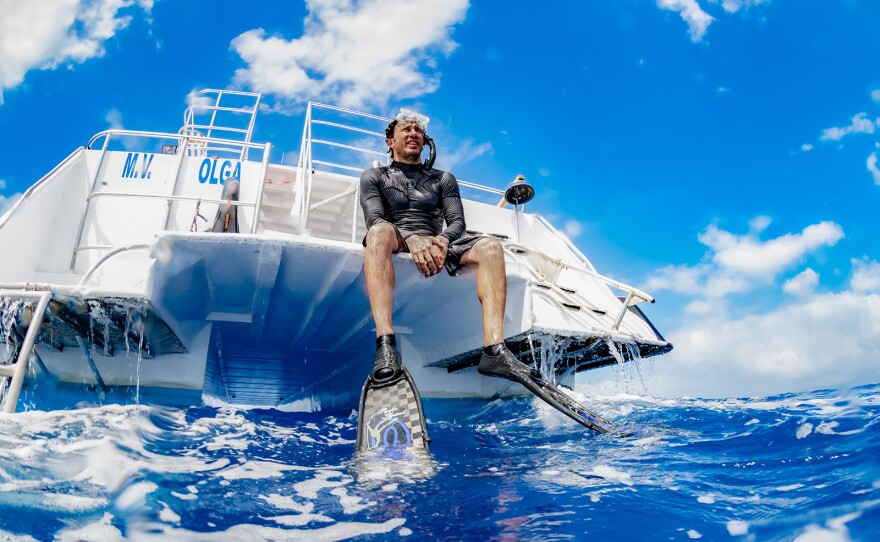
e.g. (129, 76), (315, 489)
(477, 343), (542, 382)
(372, 334), (402, 383)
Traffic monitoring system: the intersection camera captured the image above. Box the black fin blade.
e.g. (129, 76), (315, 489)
(356, 367), (430, 454)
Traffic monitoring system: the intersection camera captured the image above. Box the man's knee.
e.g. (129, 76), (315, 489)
(365, 223), (398, 251)
(473, 237), (505, 264)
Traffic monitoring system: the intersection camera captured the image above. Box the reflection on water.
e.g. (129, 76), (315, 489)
(0, 383), (878, 540)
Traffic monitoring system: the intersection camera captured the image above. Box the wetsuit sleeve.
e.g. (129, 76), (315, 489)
(438, 171), (467, 243)
(359, 168), (390, 229)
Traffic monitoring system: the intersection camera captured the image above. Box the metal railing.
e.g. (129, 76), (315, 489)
(295, 102), (507, 243)
(181, 89), (262, 160)
(72, 128), (272, 270)
(502, 242), (655, 334)
(0, 290), (51, 413)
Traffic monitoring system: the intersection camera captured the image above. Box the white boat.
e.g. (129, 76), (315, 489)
(0, 90), (671, 413)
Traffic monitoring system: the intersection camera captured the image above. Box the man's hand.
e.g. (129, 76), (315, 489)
(406, 235), (449, 277)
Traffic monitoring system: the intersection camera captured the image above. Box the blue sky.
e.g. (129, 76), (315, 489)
(1, 0), (879, 398)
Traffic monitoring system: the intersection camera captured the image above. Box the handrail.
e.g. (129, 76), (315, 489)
(0, 290), (52, 413)
(532, 213), (598, 273)
(502, 244), (654, 336)
(504, 241), (654, 303)
(296, 101), (512, 243)
(87, 129), (270, 153)
(73, 126), (272, 270)
(0, 147), (85, 230)
(85, 191), (258, 207)
(78, 244), (151, 286)
(182, 89), (262, 160)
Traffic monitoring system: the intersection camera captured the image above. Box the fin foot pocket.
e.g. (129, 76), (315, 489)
(478, 345), (619, 434)
(372, 334), (402, 384)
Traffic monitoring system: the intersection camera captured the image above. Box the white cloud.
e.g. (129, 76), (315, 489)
(819, 112), (880, 141)
(647, 219), (844, 300)
(719, 0), (770, 13)
(105, 108), (124, 130)
(867, 152), (880, 186)
(0, 0), (152, 104)
(701, 220), (844, 277)
(436, 138), (492, 171)
(563, 220), (583, 240)
(851, 258), (880, 293)
(783, 268), (819, 297)
(646, 291), (880, 398)
(872, 89), (880, 102)
(0, 191), (23, 217)
(230, 0), (469, 110)
(624, 224), (879, 399)
(801, 143), (813, 152)
(0, 178), (6, 190)
(657, 0), (714, 42)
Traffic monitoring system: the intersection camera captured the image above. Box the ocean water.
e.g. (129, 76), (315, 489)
(0, 381), (878, 541)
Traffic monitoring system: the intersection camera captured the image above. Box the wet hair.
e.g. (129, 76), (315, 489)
(385, 119), (398, 140)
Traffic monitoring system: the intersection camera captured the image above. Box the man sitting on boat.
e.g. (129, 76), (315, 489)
(359, 108), (535, 385)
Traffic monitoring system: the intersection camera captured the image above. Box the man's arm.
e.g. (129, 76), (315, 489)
(437, 171), (466, 243)
(359, 168), (390, 229)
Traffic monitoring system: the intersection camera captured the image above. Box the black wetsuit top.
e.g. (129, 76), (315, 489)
(359, 161), (466, 242)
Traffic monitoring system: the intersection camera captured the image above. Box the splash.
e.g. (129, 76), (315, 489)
(605, 338), (649, 395)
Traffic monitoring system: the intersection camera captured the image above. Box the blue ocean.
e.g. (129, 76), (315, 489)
(1, 378), (878, 541)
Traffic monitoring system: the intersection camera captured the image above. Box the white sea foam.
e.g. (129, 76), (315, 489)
(0, 530), (39, 542)
(582, 465), (634, 486)
(293, 469), (350, 499)
(797, 423), (814, 439)
(329, 487), (375, 514)
(124, 518), (407, 541)
(158, 501), (181, 524)
(54, 512), (124, 542)
(116, 480), (158, 512)
(42, 493), (108, 512)
(219, 460), (308, 481)
(726, 520), (749, 535)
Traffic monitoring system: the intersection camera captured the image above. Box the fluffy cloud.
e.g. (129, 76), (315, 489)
(819, 112), (880, 141)
(0, 191), (23, 217)
(645, 218), (844, 299)
(230, 0), (469, 110)
(702, 220), (843, 276)
(868, 152), (880, 186)
(621, 218), (879, 398)
(782, 268), (818, 297)
(851, 258), (880, 293)
(0, 0), (152, 104)
(563, 220), (584, 240)
(719, 0), (770, 13)
(656, 0), (771, 42)
(657, 0), (714, 42)
(646, 291), (880, 398)
(437, 138), (492, 172)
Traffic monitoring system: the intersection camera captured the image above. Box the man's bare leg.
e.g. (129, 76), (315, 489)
(460, 237), (507, 346)
(364, 223), (400, 337)
(465, 238), (540, 382)
(364, 223), (403, 381)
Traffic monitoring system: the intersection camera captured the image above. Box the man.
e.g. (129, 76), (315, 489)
(359, 109), (530, 385)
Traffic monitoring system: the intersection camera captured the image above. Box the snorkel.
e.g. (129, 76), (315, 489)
(386, 108), (435, 170)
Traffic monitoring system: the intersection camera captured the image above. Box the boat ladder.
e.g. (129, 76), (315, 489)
(0, 290), (52, 413)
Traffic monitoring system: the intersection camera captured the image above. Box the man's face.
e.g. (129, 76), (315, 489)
(387, 121), (424, 163)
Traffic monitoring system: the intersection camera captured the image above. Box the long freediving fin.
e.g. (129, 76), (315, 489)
(356, 365), (431, 454)
(478, 347), (619, 434)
